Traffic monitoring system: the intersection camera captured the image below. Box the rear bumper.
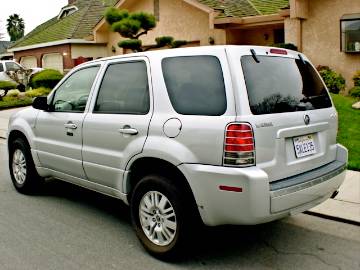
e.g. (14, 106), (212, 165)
(178, 144), (347, 226)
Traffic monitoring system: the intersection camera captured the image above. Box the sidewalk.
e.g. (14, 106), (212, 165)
(308, 170), (360, 224)
(0, 107), (359, 224)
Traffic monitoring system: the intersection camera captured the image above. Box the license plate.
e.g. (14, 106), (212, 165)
(293, 134), (316, 158)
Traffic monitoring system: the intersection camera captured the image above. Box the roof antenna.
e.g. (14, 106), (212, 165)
(250, 49), (260, 63)
(298, 53), (306, 64)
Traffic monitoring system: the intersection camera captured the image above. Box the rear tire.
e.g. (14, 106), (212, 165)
(9, 138), (44, 194)
(130, 174), (194, 260)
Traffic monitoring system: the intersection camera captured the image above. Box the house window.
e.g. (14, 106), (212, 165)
(341, 14), (360, 53)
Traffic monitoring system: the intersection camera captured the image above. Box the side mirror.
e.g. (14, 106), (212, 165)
(32, 96), (49, 111)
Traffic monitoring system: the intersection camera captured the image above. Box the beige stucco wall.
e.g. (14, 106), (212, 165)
(104, 0), (226, 55)
(71, 44), (108, 59)
(293, 0), (360, 89)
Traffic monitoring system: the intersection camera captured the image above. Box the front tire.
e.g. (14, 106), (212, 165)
(9, 138), (43, 194)
(130, 174), (193, 260)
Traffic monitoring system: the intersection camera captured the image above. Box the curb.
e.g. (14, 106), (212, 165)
(305, 210), (360, 226)
(0, 131), (6, 140)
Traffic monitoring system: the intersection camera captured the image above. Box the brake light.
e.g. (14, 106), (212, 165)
(269, 48), (287, 55)
(223, 123), (255, 167)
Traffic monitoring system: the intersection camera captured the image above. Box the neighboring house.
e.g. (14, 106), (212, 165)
(8, 0), (118, 73)
(93, 0), (360, 88)
(0, 41), (13, 60)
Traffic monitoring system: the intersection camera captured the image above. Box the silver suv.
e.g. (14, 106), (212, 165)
(7, 46), (347, 259)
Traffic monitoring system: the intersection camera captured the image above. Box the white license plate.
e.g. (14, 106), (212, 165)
(293, 134), (316, 158)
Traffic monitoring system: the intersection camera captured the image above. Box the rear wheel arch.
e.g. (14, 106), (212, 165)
(126, 157), (201, 219)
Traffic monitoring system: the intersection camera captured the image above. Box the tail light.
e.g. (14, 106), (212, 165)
(223, 123), (255, 167)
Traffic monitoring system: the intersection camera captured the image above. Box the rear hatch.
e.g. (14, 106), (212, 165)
(227, 46), (338, 182)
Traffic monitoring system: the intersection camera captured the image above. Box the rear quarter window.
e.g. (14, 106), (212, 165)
(162, 56), (227, 116)
(241, 55), (332, 115)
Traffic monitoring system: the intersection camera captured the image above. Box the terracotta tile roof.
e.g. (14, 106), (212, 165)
(11, 0), (118, 48)
(197, 0), (289, 18)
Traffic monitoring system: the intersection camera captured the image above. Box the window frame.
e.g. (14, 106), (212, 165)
(92, 58), (152, 115)
(340, 14), (360, 53)
(49, 64), (101, 113)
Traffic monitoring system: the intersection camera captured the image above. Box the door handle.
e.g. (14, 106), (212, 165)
(64, 123), (77, 130)
(118, 127), (138, 135)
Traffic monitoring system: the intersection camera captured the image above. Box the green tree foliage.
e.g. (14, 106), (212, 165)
(6, 14), (25, 42)
(105, 8), (186, 52)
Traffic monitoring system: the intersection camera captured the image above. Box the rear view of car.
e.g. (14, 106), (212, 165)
(185, 46), (347, 227)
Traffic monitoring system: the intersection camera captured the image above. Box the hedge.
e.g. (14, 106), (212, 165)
(0, 81), (17, 90)
(317, 66), (345, 94)
(30, 69), (64, 89)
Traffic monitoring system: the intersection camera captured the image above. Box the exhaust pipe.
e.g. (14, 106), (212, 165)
(331, 190), (339, 199)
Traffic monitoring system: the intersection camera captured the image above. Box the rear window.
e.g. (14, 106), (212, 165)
(162, 56), (227, 116)
(241, 56), (332, 115)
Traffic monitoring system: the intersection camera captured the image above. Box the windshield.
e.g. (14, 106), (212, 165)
(241, 55), (332, 115)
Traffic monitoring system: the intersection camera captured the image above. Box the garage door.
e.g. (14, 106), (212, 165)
(20, 56), (37, 68)
(42, 53), (63, 73)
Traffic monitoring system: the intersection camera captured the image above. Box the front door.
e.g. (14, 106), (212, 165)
(34, 65), (100, 179)
(82, 58), (152, 191)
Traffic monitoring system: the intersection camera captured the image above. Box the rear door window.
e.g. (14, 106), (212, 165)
(241, 56), (332, 115)
(94, 61), (150, 115)
(162, 56), (227, 116)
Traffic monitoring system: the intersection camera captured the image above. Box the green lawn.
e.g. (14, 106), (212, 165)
(331, 94), (360, 171)
(0, 96), (33, 110)
(0, 88), (51, 110)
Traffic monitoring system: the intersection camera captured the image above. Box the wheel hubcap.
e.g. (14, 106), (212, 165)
(12, 149), (27, 185)
(139, 191), (177, 246)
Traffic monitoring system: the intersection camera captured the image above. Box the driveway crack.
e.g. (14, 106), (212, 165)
(263, 240), (341, 270)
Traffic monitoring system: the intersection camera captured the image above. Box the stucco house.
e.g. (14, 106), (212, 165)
(8, 0), (360, 88)
(8, 0), (117, 73)
(93, 0), (360, 88)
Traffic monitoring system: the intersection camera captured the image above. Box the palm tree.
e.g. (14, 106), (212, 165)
(6, 14), (25, 42)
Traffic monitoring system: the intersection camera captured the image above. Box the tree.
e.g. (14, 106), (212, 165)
(7, 14), (25, 42)
(105, 8), (186, 52)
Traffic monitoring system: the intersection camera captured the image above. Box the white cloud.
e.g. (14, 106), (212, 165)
(0, 0), (68, 41)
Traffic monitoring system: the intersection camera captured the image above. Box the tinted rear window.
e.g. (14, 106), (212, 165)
(241, 56), (332, 115)
(162, 56), (227, 116)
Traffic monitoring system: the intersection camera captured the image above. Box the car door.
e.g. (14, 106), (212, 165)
(82, 58), (152, 191)
(34, 65), (101, 179)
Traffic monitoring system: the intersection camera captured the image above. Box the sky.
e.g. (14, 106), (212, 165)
(0, 0), (68, 41)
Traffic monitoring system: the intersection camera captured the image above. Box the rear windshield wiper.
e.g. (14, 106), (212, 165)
(250, 49), (260, 63)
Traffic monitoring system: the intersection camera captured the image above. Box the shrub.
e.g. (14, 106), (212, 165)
(25, 87), (52, 98)
(273, 43), (298, 51)
(30, 69), (63, 89)
(6, 89), (20, 97)
(0, 81), (17, 90)
(317, 66), (346, 94)
(352, 70), (360, 87)
(349, 86), (360, 98)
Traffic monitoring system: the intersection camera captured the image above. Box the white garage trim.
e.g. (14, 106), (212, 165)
(42, 53), (64, 73)
(20, 56), (37, 68)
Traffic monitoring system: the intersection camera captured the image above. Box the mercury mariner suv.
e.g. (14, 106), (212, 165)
(7, 46), (347, 259)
